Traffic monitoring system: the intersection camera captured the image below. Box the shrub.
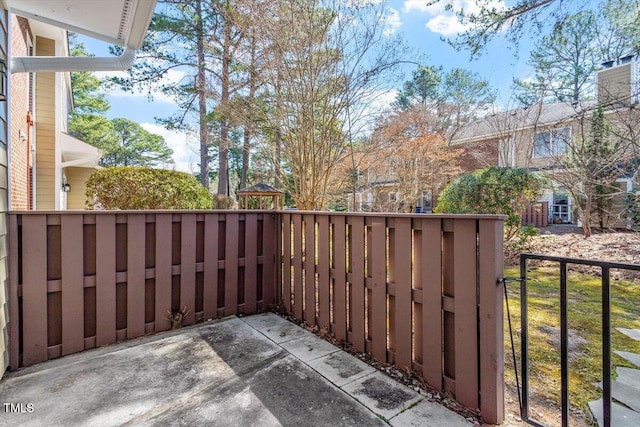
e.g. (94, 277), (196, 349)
(435, 167), (545, 241)
(86, 167), (213, 210)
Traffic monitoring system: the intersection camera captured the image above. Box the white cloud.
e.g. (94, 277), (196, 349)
(402, 0), (507, 37)
(402, 0), (441, 14)
(371, 88), (398, 111)
(140, 123), (199, 173)
(425, 14), (469, 36)
(382, 8), (402, 36)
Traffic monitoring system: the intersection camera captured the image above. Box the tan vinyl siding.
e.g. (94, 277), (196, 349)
(35, 37), (57, 210)
(65, 167), (95, 209)
(598, 63), (633, 106)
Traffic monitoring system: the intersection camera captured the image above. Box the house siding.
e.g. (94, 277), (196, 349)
(35, 36), (57, 210)
(598, 63), (634, 107)
(64, 166), (93, 209)
(1, 4), (10, 377)
(9, 16), (31, 210)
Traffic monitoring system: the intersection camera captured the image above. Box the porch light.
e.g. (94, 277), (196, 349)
(63, 183), (71, 193)
(0, 59), (6, 101)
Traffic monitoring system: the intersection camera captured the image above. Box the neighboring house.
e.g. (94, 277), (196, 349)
(350, 181), (437, 213)
(1, 0), (157, 379)
(451, 58), (640, 229)
(347, 164), (437, 213)
(10, 14), (101, 210)
(346, 135), (468, 213)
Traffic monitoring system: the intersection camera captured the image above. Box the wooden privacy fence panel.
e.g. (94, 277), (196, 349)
(8, 211), (277, 370)
(279, 212), (505, 425)
(522, 202), (548, 227)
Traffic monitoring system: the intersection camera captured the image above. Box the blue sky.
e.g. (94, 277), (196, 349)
(79, 0), (540, 172)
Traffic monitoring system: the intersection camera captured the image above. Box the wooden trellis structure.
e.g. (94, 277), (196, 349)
(238, 183), (285, 210)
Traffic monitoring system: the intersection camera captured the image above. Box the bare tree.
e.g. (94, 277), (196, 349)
(348, 108), (463, 213)
(252, 0), (406, 209)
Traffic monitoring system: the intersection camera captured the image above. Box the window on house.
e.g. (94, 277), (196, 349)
(533, 127), (570, 157)
(388, 192), (397, 202)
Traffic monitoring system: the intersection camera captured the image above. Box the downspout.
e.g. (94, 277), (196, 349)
(26, 111), (34, 210)
(9, 47), (137, 73)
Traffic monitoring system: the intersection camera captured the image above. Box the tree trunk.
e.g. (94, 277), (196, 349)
(241, 35), (257, 190)
(581, 194), (592, 238)
(217, 21), (232, 196)
(219, 120), (229, 195)
(196, 0), (209, 189)
(275, 129), (282, 188)
(241, 127), (250, 189)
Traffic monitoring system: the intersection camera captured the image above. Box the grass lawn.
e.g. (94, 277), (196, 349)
(503, 264), (640, 424)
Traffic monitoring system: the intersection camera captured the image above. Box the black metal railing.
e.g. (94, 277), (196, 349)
(518, 253), (640, 427)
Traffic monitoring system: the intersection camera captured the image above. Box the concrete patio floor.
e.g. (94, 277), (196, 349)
(0, 313), (472, 426)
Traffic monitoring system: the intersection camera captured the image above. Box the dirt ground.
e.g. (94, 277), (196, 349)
(510, 226), (640, 280)
(529, 226), (640, 265)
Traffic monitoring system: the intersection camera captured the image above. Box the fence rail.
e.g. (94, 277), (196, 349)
(279, 211), (505, 424)
(8, 211), (277, 370)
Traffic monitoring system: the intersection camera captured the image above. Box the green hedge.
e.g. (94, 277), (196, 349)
(86, 167), (213, 210)
(435, 167), (544, 240)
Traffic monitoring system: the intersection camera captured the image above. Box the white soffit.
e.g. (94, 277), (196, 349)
(7, 0), (156, 49)
(60, 133), (102, 168)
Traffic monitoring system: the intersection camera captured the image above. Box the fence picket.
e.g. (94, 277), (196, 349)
(21, 215), (48, 366)
(282, 214), (292, 313)
(154, 214), (172, 331)
(224, 214), (239, 316)
(317, 216), (330, 330)
(370, 217), (387, 362)
(393, 217), (412, 370)
(304, 214), (316, 324)
(453, 219), (479, 408)
(292, 215), (303, 319)
(245, 214), (258, 313)
(180, 214), (197, 325)
(127, 214), (146, 339)
(332, 216), (347, 342)
(61, 215), (84, 355)
(347, 216), (365, 352)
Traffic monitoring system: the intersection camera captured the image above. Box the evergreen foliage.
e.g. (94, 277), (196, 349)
(85, 167), (213, 210)
(435, 167), (545, 240)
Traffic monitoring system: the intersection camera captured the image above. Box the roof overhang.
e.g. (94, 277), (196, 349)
(60, 133), (102, 168)
(7, 0), (156, 49)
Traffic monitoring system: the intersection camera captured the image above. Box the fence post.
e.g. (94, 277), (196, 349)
(478, 219), (505, 424)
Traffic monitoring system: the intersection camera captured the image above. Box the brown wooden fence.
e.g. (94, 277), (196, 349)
(522, 201), (548, 227)
(8, 211), (277, 370)
(7, 210), (505, 424)
(279, 212), (505, 424)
